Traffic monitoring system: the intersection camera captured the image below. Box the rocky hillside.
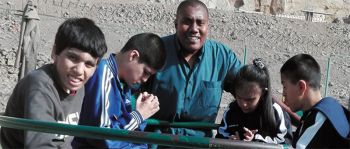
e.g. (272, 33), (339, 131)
(0, 0), (349, 113)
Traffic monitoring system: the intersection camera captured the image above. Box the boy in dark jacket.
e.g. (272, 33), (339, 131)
(280, 54), (350, 148)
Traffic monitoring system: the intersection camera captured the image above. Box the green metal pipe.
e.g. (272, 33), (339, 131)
(324, 57), (331, 97)
(146, 119), (219, 130)
(0, 115), (208, 148)
(243, 45), (247, 65)
(0, 116), (282, 149)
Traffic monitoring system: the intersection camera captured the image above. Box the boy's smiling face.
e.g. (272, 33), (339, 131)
(53, 47), (98, 92)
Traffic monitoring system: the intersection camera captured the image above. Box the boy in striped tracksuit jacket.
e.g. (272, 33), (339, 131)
(72, 33), (166, 149)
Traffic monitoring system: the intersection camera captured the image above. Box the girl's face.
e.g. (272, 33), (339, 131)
(235, 82), (263, 113)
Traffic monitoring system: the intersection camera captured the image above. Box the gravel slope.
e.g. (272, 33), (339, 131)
(0, 0), (349, 115)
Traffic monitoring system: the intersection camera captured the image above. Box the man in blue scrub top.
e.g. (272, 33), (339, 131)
(145, 0), (242, 137)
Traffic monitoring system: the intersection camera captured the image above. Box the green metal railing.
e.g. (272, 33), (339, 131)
(146, 119), (219, 130)
(323, 57), (331, 97)
(0, 115), (282, 149)
(243, 45), (247, 65)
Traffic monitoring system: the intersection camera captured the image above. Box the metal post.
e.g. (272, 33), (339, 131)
(324, 57), (331, 97)
(348, 95), (350, 110)
(243, 45), (247, 65)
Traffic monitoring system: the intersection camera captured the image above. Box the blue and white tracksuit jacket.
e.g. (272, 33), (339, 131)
(72, 54), (147, 149)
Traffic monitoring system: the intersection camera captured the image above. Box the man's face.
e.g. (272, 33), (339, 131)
(281, 75), (303, 112)
(53, 48), (98, 92)
(234, 82), (262, 113)
(175, 5), (208, 53)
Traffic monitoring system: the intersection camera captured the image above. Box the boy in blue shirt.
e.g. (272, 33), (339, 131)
(72, 33), (166, 148)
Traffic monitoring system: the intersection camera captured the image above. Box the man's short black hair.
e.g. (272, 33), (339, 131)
(176, 0), (209, 17)
(54, 18), (107, 59)
(121, 33), (166, 71)
(280, 54), (321, 89)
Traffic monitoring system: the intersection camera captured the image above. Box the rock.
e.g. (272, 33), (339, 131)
(328, 82), (334, 87)
(344, 16), (350, 24)
(0, 50), (7, 56)
(332, 18), (344, 23)
(337, 89), (347, 98)
(63, 12), (69, 18)
(6, 58), (15, 66)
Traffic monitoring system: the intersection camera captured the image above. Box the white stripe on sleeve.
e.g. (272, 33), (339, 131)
(296, 112), (326, 149)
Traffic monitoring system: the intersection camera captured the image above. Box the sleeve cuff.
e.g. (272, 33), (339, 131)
(131, 111), (143, 125)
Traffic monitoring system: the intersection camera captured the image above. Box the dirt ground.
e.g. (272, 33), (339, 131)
(0, 0), (349, 118)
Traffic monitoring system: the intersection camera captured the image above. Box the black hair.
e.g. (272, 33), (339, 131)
(280, 54), (321, 90)
(227, 58), (277, 137)
(120, 33), (166, 70)
(54, 18), (107, 59)
(176, 0), (209, 18)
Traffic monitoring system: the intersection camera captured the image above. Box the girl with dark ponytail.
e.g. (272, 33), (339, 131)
(217, 58), (292, 145)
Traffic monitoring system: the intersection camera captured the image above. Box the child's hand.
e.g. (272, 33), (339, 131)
(243, 127), (258, 141)
(229, 131), (240, 140)
(135, 92), (160, 120)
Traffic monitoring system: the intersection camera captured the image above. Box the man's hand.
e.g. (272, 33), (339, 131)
(135, 92), (160, 120)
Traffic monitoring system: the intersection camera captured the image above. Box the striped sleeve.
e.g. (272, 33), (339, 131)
(254, 103), (289, 144)
(216, 109), (231, 138)
(100, 64), (113, 128)
(296, 112), (326, 149)
(124, 111), (143, 131)
(98, 64), (144, 131)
